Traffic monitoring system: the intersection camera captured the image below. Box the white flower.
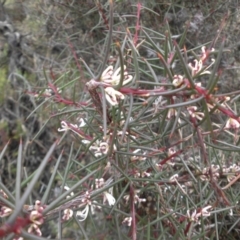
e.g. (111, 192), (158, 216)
(58, 120), (88, 139)
(76, 191), (92, 222)
(105, 87), (125, 106)
(188, 59), (203, 76)
(124, 190), (146, 204)
(35, 87), (62, 98)
(187, 106), (205, 121)
(187, 205), (212, 223)
(58, 121), (79, 132)
(101, 65), (133, 86)
(28, 223), (42, 236)
(225, 118), (240, 129)
(200, 205), (212, 217)
(173, 75), (184, 87)
(78, 118), (87, 127)
(103, 191), (116, 206)
(130, 149), (147, 161)
(0, 206), (12, 217)
(89, 140), (109, 157)
(82, 139), (91, 144)
(0, 189), (8, 199)
(200, 46), (215, 62)
(122, 217), (132, 226)
(101, 66), (114, 83)
(29, 201), (44, 226)
(58, 121), (71, 132)
(141, 171), (151, 177)
(95, 178), (105, 189)
(188, 49), (215, 76)
(76, 204), (90, 222)
(64, 186), (74, 199)
(62, 208), (73, 221)
(169, 174), (179, 182)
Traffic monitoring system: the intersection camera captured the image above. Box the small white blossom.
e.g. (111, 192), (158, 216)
(225, 118), (240, 129)
(201, 205), (212, 217)
(101, 65), (133, 86)
(27, 200), (44, 236)
(124, 190), (146, 204)
(141, 171), (151, 177)
(188, 47), (215, 76)
(76, 204), (90, 222)
(64, 186), (74, 199)
(0, 189), (8, 199)
(187, 205), (212, 223)
(122, 217), (132, 226)
(38, 87), (62, 98)
(188, 59), (203, 76)
(58, 121), (78, 132)
(187, 106), (205, 121)
(58, 121), (72, 132)
(62, 208), (73, 221)
(173, 75), (184, 87)
(0, 206), (12, 217)
(103, 191), (116, 206)
(58, 120), (88, 139)
(29, 201), (44, 226)
(130, 149), (147, 161)
(101, 66), (113, 83)
(105, 87), (125, 106)
(169, 174), (179, 182)
(82, 139), (91, 144)
(76, 191), (92, 222)
(28, 224), (42, 236)
(78, 118), (87, 127)
(200, 46), (215, 62)
(89, 140), (109, 157)
(95, 178), (105, 189)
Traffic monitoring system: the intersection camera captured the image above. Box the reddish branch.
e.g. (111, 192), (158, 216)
(133, 3), (142, 46)
(96, 1), (109, 30)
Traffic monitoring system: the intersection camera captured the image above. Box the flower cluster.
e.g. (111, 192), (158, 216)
(104, 87), (125, 106)
(225, 118), (240, 129)
(199, 164), (240, 184)
(123, 189), (146, 205)
(173, 46), (215, 90)
(0, 206), (12, 218)
(34, 87), (62, 98)
(101, 65), (132, 86)
(187, 106), (204, 121)
(28, 200), (44, 236)
(58, 119), (90, 140)
(199, 165), (220, 181)
(75, 191), (92, 221)
(187, 205), (212, 223)
(62, 177), (116, 223)
(101, 65), (133, 106)
(0, 198), (45, 237)
(89, 140), (110, 157)
(188, 46), (215, 76)
(122, 216), (132, 226)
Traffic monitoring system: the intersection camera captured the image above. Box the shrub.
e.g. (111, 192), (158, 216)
(1, 1), (240, 239)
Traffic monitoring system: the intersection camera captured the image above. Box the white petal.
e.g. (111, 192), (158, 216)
(76, 205), (89, 221)
(104, 192), (116, 206)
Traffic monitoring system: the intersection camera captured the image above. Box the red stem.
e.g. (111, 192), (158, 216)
(133, 3), (141, 46)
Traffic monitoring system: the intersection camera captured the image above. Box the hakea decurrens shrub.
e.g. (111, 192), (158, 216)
(52, 40), (240, 238)
(1, 1), (240, 239)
